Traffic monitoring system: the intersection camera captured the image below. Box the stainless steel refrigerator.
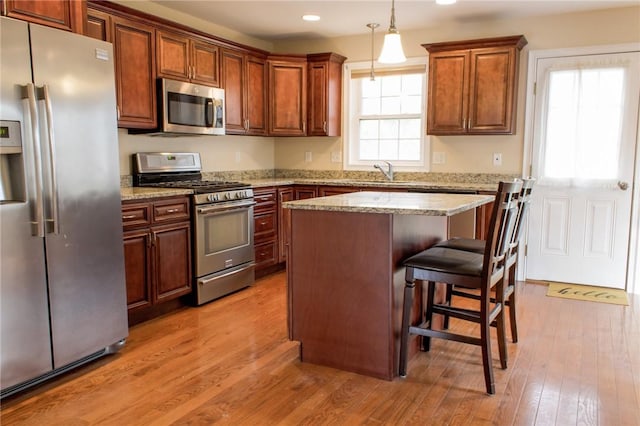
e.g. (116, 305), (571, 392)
(0, 17), (128, 397)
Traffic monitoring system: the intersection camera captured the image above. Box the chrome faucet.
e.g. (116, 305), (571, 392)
(374, 161), (394, 181)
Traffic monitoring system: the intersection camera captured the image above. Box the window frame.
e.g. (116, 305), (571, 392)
(342, 57), (429, 171)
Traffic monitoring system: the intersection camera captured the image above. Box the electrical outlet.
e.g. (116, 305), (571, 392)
(432, 152), (446, 165)
(235, 152), (241, 163)
(493, 153), (502, 166)
(304, 151), (313, 162)
(330, 151), (342, 163)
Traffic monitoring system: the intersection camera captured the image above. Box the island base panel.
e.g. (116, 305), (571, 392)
(288, 209), (447, 380)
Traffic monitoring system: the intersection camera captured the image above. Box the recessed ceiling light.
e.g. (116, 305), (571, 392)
(302, 14), (321, 22)
(436, 0), (456, 4)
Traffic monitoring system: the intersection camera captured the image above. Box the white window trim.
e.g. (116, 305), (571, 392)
(342, 57), (429, 171)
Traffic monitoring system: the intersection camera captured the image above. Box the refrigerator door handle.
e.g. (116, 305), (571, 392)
(21, 83), (46, 237)
(37, 84), (60, 235)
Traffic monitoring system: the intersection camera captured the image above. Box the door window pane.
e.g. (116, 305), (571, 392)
(543, 67), (625, 181)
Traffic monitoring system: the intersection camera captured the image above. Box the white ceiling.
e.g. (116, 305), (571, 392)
(149, 0), (637, 41)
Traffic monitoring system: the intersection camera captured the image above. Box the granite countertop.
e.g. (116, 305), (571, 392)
(283, 191), (494, 216)
(244, 178), (499, 192)
(120, 187), (193, 201)
(121, 178), (502, 201)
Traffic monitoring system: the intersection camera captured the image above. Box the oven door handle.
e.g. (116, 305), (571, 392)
(196, 200), (256, 214)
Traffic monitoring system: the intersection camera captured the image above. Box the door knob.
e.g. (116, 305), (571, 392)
(618, 181), (629, 191)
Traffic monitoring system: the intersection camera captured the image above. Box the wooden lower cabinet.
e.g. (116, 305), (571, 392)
(475, 193), (495, 239)
(294, 186), (317, 200)
(121, 196), (192, 324)
(253, 187), (279, 274)
(277, 187), (294, 263)
(318, 186), (357, 197)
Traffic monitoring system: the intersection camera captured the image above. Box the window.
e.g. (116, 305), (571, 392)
(542, 65), (626, 183)
(344, 59), (428, 170)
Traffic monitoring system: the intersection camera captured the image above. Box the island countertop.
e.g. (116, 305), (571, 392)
(283, 191), (494, 216)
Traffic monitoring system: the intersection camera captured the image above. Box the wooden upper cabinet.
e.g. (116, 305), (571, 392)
(423, 35), (527, 135)
(4, 0), (86, 33)
(86, 7), (110, 42)
(222, 48), (267, 135)
(112, 15), (156, 129)
(268, 55), (307, 136)
(246, 55), (268, 136)
(156, 29), (219, 87)
(307, 53), (346, 137)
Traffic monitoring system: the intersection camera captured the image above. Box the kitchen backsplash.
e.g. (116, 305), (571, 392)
(121, 169), (520, 187)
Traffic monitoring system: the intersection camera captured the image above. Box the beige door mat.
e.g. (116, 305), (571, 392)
(545, 281), (629, 306)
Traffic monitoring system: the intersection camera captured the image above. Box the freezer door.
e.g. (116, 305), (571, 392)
(0, 18), (53, 390)
(29, 24), (128, 368)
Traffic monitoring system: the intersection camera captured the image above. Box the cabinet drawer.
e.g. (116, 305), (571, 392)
(122, 203), (151, 229)
(254, 188), (277, 211)
(153, 198), (190, 223)
(255, 241), (278, 269)
(254, 210), (277, 241)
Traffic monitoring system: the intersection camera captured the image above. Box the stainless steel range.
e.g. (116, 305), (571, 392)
(133, 152), (255, 305)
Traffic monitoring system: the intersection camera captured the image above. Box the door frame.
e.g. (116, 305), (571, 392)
(522, 42), (640, 293)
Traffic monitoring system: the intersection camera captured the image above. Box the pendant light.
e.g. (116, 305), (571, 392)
(366, 23), (379, 80)
(378, 0), (406, 64)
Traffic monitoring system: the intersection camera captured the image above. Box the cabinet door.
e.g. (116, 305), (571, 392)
(153, 222), (192, 303)
(278, 187), (293, 263)
(5, 0), (85, 33)
(112, 16), (156, 128)
(86, 7), (110, 42)
(475, 196), (495, 240)
(427, 50), (469, 135)
(307, 61), (328, 136)
(318, 186), (357, 197)
(246, 55), (268, 135)
(269, 60), (307, 136)
(123, 229), (152, 311)
(191, 39), (220, 87)
(294, 186), (317, 200)
(467, 47), (517, 134)
(221, 49), (246, 134)
(156, 29), (190, 81)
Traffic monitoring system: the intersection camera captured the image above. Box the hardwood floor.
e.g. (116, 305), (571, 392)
(2, 272), (639, 425)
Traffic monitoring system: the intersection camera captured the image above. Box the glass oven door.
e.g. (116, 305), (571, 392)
(194, 200), (254, 277)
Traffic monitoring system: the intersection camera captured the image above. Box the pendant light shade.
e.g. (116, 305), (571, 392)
(378, 0), (406, 64)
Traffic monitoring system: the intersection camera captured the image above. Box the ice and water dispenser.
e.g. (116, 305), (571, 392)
(0, 120), (25, 203)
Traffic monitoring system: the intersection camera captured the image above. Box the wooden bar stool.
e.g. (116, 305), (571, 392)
(436, 178), (534, 343)
(398, 181), (521, 395)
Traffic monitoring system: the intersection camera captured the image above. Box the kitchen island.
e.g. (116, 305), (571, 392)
(284, 191), (493, 380)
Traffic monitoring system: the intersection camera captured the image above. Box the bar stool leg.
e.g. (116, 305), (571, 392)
(399, 276), (415, 377)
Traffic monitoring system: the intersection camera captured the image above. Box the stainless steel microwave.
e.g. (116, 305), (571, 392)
(131, 78), (225, 136)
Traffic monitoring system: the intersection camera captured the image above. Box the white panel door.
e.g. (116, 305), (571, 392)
(527, 52), (640, 289)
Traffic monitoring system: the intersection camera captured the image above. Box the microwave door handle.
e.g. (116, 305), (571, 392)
(205, 99), (214, 127)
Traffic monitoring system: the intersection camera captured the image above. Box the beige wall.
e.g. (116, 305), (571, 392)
(118, 130), (275, 175)
(114, 3), (640, 176)
(274, 6), (640, 174)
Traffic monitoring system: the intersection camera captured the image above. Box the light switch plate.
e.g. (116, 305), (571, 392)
(305, 151), (313, 162)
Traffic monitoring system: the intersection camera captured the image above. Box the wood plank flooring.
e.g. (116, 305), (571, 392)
(1, 272), (639, 425)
